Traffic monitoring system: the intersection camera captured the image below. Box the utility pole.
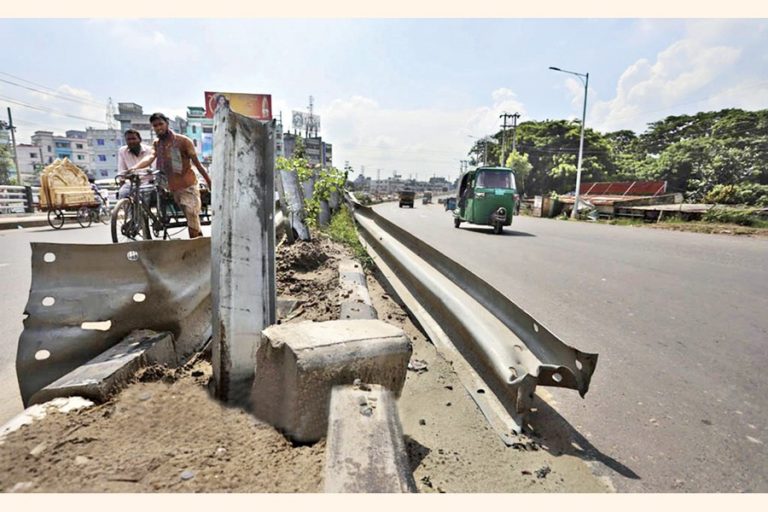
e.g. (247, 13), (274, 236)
(6, 108), (21, 185)
(510, 112), (521, 155)
(499, 112), (513, 166)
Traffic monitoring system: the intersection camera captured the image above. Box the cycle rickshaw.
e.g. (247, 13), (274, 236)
(110, 170), (211, 243)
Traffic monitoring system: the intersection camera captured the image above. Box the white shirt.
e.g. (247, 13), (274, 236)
(117, 143), (154, 184)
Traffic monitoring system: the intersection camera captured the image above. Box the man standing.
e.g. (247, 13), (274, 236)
(116, 129), (153, 199)
(129, 113), (212, 238)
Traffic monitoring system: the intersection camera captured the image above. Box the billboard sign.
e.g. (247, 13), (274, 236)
(205, 91), (272, 120)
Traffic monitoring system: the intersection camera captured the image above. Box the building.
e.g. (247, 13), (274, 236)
(114, 102), (186, 148)
(185, 106), (213, 165)
(282, 133), (333, 167)
(86, 128), (122, 179)
(114, 103), (153, 143)
(15, 143), (44, 185)
(31, 130), (90, 170)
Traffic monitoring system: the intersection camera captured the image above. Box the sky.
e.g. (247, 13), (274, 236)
(1, 18), (766, 181)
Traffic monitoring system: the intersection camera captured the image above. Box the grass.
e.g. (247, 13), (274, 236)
(326, 206), (374, 269)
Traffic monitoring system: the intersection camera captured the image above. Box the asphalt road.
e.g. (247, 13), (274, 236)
(0, 221), (205, 427)
(373, 201), (768, 493)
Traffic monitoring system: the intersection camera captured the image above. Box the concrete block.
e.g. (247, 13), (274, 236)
(324, 384), (416, 493)
(28, 330), (175, 405)
(251, 319), (412, 443)
(339, 260), (377, 320)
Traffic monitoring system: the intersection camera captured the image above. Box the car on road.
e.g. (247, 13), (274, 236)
(453, 166), (517, 234)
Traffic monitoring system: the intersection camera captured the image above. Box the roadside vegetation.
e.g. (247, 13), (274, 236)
(470, 108), (768, 206)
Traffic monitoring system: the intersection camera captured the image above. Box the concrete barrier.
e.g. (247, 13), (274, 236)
(339, 259), (377, 320)
(324, 383), (416, 493)
(250, 319), (412, 443)
(28, 330), (175, 405)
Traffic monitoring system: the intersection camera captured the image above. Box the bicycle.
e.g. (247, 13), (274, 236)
(111, 170), (168, 243)
(82, 188), (111, 227)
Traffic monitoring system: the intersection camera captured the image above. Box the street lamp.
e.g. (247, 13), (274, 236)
(549, 66), (589, 219)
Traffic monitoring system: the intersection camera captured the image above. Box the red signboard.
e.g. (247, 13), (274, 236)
(205, 91), (272, 120)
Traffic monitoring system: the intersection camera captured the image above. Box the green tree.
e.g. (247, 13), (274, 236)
(505, 151), (532, 193)
(0, 145), (15, 185)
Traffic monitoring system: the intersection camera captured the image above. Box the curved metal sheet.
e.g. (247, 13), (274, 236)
(346, 193), (598, 432)
(16, 238), (211, 406)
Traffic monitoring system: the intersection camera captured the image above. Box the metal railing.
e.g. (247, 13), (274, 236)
(0, 185), (35, 214)
(345, 191), (598, 442)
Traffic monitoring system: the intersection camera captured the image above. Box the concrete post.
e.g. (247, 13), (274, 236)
(277, 168), (310, 241)
(211, 105), (276, 405)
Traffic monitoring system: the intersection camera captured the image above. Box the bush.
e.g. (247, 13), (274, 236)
(702, 207), (766, 227)
(704, 183), (768, 206)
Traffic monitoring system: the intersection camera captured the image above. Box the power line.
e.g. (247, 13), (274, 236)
(0, 77), (105, 109)
(0, 95), (107, 125)
(0, 71), (105, 107)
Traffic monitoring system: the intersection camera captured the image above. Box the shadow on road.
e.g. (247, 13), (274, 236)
(525, 394), (640, 481)
(460, 227), (535, 237)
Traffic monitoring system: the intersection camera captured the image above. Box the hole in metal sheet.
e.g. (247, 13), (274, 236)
(133, 293), (146, 303)
(552, 373), (563, 383)
(476, 389), (485, 394)
(35, 350), (50, 361)
(43, 252), (56, 263)
(42, 297), (55, 307)
(575, 360), (583, 370)
(533, 322), (539, 333)
(126, 251), (139, 262)
(513, 344), (524, 352)
(81, 320), (112, 331)
(508, 367), (518, 380)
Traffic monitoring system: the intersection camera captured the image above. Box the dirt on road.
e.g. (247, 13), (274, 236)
(0, 235), (610, 493)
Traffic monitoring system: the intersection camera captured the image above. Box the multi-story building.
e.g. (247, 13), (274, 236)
(15, 143), (44, 185)
(115, 102), (186, 146)
(31, 130), (90, 170)
(185, 106), (213, 165)
(114, 103), (153, 143)
(86, 128), (122, 179)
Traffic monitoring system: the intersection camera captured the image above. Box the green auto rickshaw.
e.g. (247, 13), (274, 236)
(453, 166), (517, 234)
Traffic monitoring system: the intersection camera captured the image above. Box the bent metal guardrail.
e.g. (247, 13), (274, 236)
(346, 192), (598, 441)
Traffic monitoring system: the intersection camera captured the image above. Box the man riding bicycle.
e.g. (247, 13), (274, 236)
(127, 112), (212, 239)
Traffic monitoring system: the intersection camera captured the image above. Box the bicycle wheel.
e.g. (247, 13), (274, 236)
(98, 204), (111, 224)
(47, 209), (64, 230)
(77, 206), (93, 228)
(111, 198), (151, 243)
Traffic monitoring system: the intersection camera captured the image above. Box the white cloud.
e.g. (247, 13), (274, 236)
(587, 21), (767, 133)
(1, 80), (109, 144)
(319, 89), (526, 180)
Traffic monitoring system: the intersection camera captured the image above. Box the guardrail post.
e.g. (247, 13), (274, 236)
(211, 104), (276, 405)
(276, 167), (310, 241)
(318, 199), (331, 227)
(24, 186), (34, 213)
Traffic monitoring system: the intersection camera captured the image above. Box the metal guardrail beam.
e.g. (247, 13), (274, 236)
(346, 192), (598, 440)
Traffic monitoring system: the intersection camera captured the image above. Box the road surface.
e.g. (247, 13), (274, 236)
(373, 201), (768, 493)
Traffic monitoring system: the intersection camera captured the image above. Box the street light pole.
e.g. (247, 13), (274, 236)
(549, 66), (589, 219)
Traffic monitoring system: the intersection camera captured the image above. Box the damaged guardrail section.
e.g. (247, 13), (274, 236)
(346, 192), (598, 436)
(16, 238), (211, 407)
